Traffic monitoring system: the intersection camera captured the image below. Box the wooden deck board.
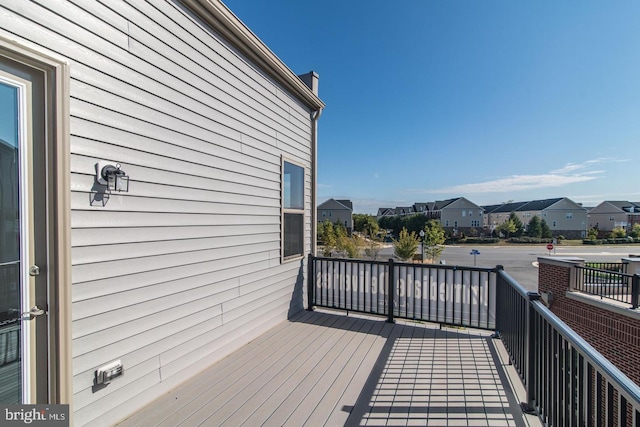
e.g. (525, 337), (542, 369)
(117, 310), (537, 427)
(226, 316), (374, 426)
(174, 313), (352, 425)
(270, 317), (385, 427)
(123, 311), (317, 426)
(217, 315), (366, 426)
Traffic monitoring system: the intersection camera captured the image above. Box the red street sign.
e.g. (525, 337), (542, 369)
(546, 243), (554, 251)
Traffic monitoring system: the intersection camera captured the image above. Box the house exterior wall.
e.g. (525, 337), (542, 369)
(485, 211), (510, 230)
(486, 199), (587, 238)
(0, 1), (321, 425)
(534, 198), (588, 238)
(440, 198), (483, 232)
(319, 208), (352, 229)
(588, 202), (640, 233)
(317, 199), (353, 230)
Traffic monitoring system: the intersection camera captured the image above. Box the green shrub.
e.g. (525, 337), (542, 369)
(508, 237), (552, 244)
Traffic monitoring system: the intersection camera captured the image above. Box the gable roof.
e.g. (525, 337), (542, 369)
(395, 206), (414, 215)
(377, 208), (395, 216)
(318, 198), (353, 211)
(515, 198), (564, 212)
(604, 201), (640, 212)
(336, 199), (353, 210)
(433, 198), (459, 210)
(413, 203), (428, 212)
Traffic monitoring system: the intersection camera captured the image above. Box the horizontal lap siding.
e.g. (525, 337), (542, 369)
(0, 0), (314, 425)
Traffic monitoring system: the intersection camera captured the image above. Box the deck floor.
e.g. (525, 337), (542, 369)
(118, 309), (537, 426)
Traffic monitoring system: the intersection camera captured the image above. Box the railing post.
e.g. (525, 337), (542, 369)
(387, 258), (395, 323)
(307, 253), (315, 311)
(494, 265), (504, 336)
(632, 274), (640, 309)
(526, 292), (541, 409)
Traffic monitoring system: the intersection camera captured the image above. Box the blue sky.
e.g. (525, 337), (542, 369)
(223, 1), (640, 214)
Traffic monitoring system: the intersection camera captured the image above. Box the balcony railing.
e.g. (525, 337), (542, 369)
(575, 264), (640, 308)
(308, 254), (640, 426)
(308, 256), (496, 329)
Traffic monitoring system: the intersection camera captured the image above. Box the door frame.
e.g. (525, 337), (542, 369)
(0, 33), (71, 405)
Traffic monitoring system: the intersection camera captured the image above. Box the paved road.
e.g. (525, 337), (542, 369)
(379, 244), (640, 292)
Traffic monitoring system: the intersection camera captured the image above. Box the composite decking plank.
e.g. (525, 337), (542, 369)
(173, 314), (352, 426)
(119, 312), (534, 427)
(248, 315), (381, 427)
(281, 316), (390, 427)
(118, 311), (317, 426)
(302, 320), (405, 426)
(213, 314), (365, 426)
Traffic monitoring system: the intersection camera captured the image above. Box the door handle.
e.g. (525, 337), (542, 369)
(29, 265), (40, 276)
(21, 306), (46, 321)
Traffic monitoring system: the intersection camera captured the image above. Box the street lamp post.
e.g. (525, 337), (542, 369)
(419, 229), (425, 263)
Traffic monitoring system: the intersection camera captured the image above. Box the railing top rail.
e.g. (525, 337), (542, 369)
(576, 265), (634, 277)
(531, 299), (640, 405)
(311, 256), (496, 273)
(311, 256), (389, 267)
(496, 267), (532, 299)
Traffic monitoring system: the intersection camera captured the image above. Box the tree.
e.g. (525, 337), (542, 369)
(353, 213), (377, 233)
(629, 224), (640, 239)
(496, 220), (517, 238)
(404, 214), (428, 235)
(540, 219), (552, 239)
(422, 220), (446, 262)
(609, 227), (626, 238)
(587, 227), (599, 240)
(527, 216), (542, 238)
(393, 228), (419, 261)
(337, 233), (363, 258)
(509, 212), (525, 237)
(363, 216), (379, 237)
(317, 220), (336, 256)
(378, 215), (402, 237)
(364, 232), (383, 260)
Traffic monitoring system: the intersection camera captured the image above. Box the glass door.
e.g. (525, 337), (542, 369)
(0, 78), (23, 403)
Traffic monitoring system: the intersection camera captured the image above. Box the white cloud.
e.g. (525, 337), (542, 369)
(425, 174), (598, 194)
(410, 158), (616, 195)
(550, 158), (628, 174)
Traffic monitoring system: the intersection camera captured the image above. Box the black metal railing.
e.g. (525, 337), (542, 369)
(494, 267), (640, 426)
(575, 265), (640, 308)
(309, 254), (640, 426)
(528, 301), (640, 426)
(585, 262), (628, 273)
(308, 255), (496, 329)
(495, 268), (538, 387)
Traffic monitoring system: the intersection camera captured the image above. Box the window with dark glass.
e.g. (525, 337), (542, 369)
(283, 160), (304, 260)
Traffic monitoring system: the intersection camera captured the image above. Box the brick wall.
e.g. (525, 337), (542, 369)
(538, 258), (640, 386)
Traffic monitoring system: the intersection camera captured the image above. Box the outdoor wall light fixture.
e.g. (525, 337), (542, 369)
(96, 161), (130, 192)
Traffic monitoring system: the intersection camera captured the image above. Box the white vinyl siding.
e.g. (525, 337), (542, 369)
(0, 1), (315, 425)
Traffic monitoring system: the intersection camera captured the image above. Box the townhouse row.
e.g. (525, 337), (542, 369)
(376, 197), (640, 239)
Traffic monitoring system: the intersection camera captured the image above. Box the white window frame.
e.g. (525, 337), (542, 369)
(281, 158), (305, 262)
